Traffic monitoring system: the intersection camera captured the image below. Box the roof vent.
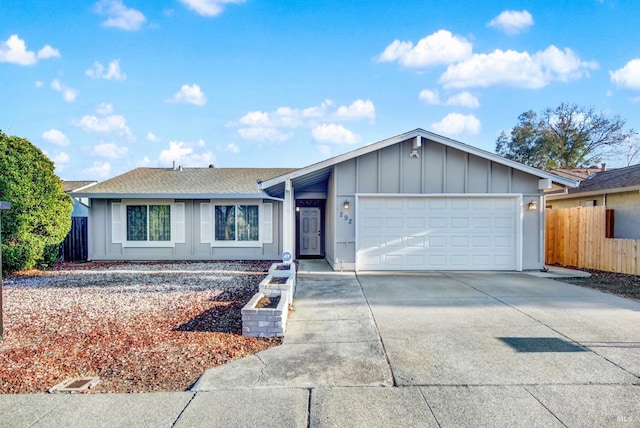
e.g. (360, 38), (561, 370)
(209, 164), (215, 168)
(178, 165), (183, 171)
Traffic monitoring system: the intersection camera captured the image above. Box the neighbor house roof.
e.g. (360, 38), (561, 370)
(259, 128), (578, 196)
(62, 180), (98, 192)
(72, 167), (297, 199)
(547, 163), (640, 200)
(548, 167), (603, 181)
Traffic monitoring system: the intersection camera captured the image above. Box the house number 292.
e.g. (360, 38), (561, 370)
(339, 211), (353, 224)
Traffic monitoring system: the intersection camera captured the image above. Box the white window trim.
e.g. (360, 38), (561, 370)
(210, 199), (264, 248)
(116, 199), (182, 248)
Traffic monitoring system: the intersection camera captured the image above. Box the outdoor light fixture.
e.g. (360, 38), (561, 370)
(528, 200), (537, 210)
(343, 200), (350, 210)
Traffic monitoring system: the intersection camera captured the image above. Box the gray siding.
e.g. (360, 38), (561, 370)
(329, 138), (546, 270)
(88, 198), (283, 261)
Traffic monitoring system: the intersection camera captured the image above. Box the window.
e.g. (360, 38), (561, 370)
(215, 204), (259, 241)
(126, 204), (171, 241)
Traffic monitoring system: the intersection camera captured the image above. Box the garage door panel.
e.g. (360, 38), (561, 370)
(357, 196), (518, 271)
(429, 236), (447, 247)
(430, 217), (447, 228)
(451, 217), (469, 228)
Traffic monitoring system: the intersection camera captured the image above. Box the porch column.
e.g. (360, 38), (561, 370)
(282, 178), (295, 259)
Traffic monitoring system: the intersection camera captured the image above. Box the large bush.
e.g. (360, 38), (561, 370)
(0, 130), (73, 275)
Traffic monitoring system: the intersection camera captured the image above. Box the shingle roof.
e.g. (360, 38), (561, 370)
(62, 180), (98, 192)
(72, 167), (297, 198)
(567, 163), (640, 194)
(548, 167), (602, 181)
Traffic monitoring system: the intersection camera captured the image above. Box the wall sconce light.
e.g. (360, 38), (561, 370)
(528, 200), (537, 210)
(295, 206), (300, 212)
(343, 200), (350, 210)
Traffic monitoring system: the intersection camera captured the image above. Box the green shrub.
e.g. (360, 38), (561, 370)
(0, 130), (72, 275)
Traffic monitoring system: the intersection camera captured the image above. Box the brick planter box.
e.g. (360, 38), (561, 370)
(268, 262), (296, 278)
(241, 291), (289, 338)
(259, 274), (295, 302)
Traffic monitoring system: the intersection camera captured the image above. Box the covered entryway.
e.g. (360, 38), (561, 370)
(356, 195), (521, 271)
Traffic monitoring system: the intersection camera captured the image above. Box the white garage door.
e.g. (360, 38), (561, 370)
(356, 195), (520, 271)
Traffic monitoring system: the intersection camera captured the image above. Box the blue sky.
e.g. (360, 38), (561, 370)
(1, 0), (639, 181)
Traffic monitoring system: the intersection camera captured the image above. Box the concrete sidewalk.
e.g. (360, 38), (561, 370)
(2, 262), (640, 427)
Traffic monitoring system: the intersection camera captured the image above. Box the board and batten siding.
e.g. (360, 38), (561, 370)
(328, 138), (545, 270)
(87, 198), (283, 261)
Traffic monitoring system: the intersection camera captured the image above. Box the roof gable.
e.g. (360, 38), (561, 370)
(259, 129), (577, 192)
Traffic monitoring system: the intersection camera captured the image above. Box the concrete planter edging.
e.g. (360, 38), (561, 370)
(241, 291), (289, 338)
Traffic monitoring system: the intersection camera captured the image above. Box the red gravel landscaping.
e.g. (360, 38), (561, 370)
(0, 261), (281, 394)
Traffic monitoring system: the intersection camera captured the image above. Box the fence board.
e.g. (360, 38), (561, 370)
(59, 217), (88, 262)
(545, 206), (640, 275)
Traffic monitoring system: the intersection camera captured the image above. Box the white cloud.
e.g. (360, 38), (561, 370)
(52, 152), (70, 165)
(445, 91), (480, 108)
(96, 102), (114, 115)
(488, 10), (534, 35)
(0, 35), (60, 65)
(35, 81), (44, 87)
(158, 141), (215, 166)
(377, 30), (472, 68)
(239, 111), (270, 126)
(73, 114), (132, 137)
(94, 0), (146, 31)
(42, 129), (70, 146)
(334, 99), (375, 121)
(237, 127), (293, 142)
(146, 132), (160, 142)
(51, 79), (79, 102)
(93, 142), (129, 159)
(431, 113), (481, 135)
(419, 90), (479, 108)
(439, 45), (598, 89)
(82, 161), (112, 179)
(37, 45), (61, 60)
(178, 0), (245, 17)
(86, 59), (126, 80)
(610, 59), (640, 90)
(224, 143), (240, 153)
(311, 124), (361, 144)
(232, 99), (375, 142)
(167, 84), (207, 106)
(419, 89), (441, 105)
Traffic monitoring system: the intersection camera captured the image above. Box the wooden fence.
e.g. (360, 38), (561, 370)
(59, 217), (88, 263)
(545, 206), (640, 275)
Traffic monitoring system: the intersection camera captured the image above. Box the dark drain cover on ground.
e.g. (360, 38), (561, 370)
(498, 337), (587, 353)
(49, 376), (100, 393)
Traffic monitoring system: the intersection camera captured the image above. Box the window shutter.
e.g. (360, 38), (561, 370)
(173, 202), (186, 243)
(262, 203), (273, 244)
(112, 202), (123, 243)
(200, 202), (212, 243)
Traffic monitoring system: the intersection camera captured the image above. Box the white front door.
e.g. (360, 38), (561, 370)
(299, 207), (321, 256)
(356, 195), (520, 271)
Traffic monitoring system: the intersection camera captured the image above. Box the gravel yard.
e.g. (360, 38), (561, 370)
(0, 261), (281, 394)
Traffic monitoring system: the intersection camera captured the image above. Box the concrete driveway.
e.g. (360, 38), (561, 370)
(358, 271), (640, 386)
(192, 264), (640, 427)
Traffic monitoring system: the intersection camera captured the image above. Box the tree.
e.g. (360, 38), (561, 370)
(0, 130), (73, 274)
(496, 102), (633, 170)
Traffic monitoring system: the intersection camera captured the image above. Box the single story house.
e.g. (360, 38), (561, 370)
(546, 163), (640, 239)
(73, 129), (576, 271)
